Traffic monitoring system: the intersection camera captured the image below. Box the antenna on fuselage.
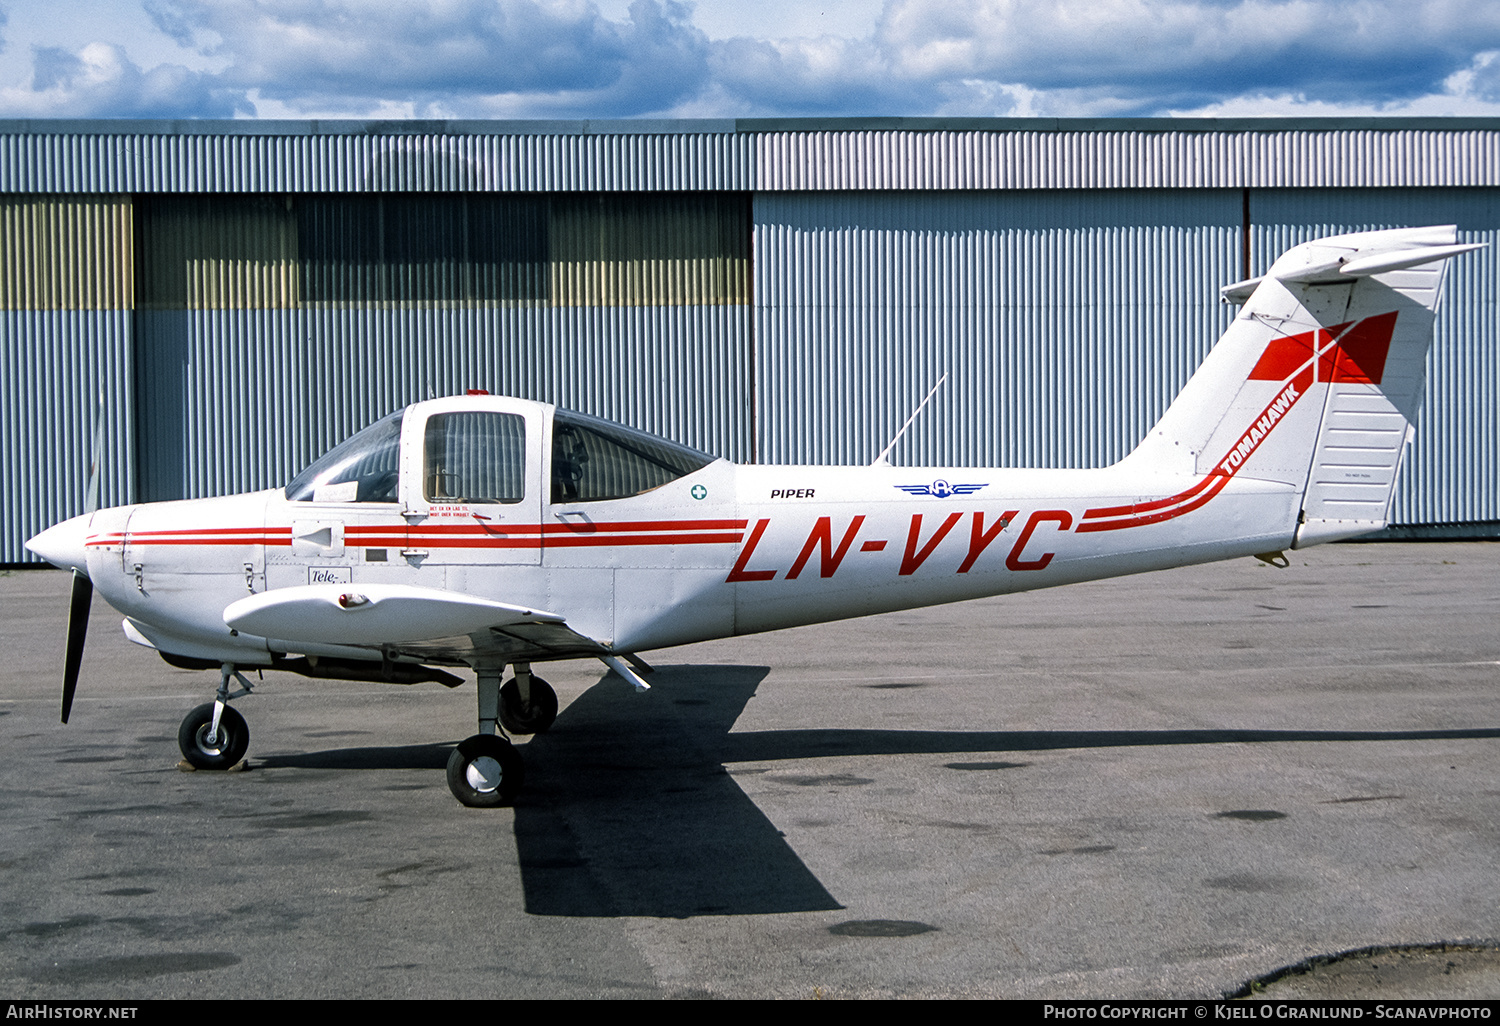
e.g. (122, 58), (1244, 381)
(871, 374), (947, 467)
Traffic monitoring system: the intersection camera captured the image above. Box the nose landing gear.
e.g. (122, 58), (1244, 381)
(178, 703), (249, 769)
(177, 662), (255, 770)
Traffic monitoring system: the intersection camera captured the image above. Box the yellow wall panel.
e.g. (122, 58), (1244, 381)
(549, 193), (749, 307)
(0, 195), (133, 310)
(136, 195), (299, 310)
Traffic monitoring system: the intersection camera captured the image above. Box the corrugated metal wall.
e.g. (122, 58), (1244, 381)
(129, 191), (752, 506)
(754, 190), (1241, 467)
(550, 193), (749, 306)
(136, 194), (299, 309)
(754, 129), (1500, 191)
(0, 129), (756, 194)
(0, 194), (134, 308)
(5, 123), (1499, 194)
(1, 196), (135, 561)
(5, 122), (1500, 561)
(132, 304), (750, 503)
(1249, 189), (1499, 526)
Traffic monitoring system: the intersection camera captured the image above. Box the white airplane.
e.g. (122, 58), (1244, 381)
(26, 226), (1481, 807)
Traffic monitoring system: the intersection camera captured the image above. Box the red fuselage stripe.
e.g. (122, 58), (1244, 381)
(91, 524), (746, 548)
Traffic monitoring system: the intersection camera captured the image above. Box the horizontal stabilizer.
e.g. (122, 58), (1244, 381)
(224, 584), (565, 646)
(1221, 227), (1483, 303)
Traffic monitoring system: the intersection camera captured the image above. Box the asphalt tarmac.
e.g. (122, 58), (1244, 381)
(1, 542), (1497, 999)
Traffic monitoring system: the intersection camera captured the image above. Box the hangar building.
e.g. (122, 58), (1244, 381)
(2, 117), (1497, 563)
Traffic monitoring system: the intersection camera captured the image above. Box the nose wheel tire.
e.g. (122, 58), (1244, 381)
(498, 675), (558, 735)
(178, 703), (249, 770)
(446, 734), (525, 807)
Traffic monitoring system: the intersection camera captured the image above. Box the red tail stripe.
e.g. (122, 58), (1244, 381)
(1081, 473), (1219, 521)
(1076, 473), (1231, 533)
(1079, 343), (1334, 532)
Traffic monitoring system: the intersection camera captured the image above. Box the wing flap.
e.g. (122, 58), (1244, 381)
(224, 584), (565, 646)
(387, 620), (613, 664)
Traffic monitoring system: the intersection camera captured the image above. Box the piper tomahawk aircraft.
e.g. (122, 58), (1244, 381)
(27, 226), (1480, 806)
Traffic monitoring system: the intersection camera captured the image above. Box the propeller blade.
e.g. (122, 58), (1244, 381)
(85, 392), (104, 515)
(62, 570), (93, 724)
(62, 392), (105, 723)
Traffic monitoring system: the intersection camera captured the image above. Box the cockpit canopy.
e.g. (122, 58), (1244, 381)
(549, 409), (713, 503)
(285, 402), (715, 505)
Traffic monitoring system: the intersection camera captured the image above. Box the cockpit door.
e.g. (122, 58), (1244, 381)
(400, 398), (545, 566)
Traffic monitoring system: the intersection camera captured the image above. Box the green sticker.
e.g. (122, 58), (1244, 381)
(691, 484), (707, 500)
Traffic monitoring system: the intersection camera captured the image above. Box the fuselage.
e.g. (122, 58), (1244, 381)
(38, 391), (1302, 672)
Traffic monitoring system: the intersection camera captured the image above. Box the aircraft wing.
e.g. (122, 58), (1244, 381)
(222, 584), (607, 664)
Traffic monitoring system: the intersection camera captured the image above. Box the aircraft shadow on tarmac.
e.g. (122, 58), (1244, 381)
(259, 664), (1500, 920)
(513, 664), (830, 918)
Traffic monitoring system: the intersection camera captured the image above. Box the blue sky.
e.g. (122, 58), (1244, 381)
(4, 0), (1500, 120)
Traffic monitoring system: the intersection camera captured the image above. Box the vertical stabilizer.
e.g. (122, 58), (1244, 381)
(1123, 226), (1480, 547)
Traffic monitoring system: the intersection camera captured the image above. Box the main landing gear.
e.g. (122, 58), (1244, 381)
(178, 663), (255, 770)
(446, 663), (556, 808)
(172, 658), (606, 807)
(499, 664), (558, 735)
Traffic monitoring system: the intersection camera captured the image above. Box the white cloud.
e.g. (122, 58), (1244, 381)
(141, 0), (712, 117)
(868, 0), (1500, 113)
(0, 40), (248, 117)
(1, 0), (1500, 120)
(704, 34), (932, 116)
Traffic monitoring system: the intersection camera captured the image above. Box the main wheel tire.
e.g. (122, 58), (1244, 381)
(178, 703), (249, 770)
(498, 675), (558, 735)
(446, 734), (525, 807)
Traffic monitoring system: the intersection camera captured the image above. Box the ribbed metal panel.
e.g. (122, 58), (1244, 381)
(754, 190), (1241, 467)
(1251, 189), (1499, 527)
(132, 304), (750, 503)
(504, 132), (754, 192)
(753, 130), (1500, 191)
(1, 194), (136, 561)
(5, 124), (1500, 194)
(549, 193), (749, 306)
(136, 191), (748, 310)
(1, 310), (133, 561)
(0, 195), (133, 309)
(0, 131), (755, 194)
(294, 193), (552, 306)
(136, 194), (298, 309)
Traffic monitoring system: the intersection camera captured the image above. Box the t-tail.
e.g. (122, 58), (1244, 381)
(1116, 225), (1481, 548)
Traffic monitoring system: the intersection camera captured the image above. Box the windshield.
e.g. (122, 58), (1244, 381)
(551, 410), (714, 503)
(285, 410), (404, 502)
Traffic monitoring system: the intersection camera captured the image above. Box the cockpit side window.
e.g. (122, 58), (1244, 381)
(285, 410), (404, 502)
(551, 410), (714, 503)
(424, 412), (527, 504)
